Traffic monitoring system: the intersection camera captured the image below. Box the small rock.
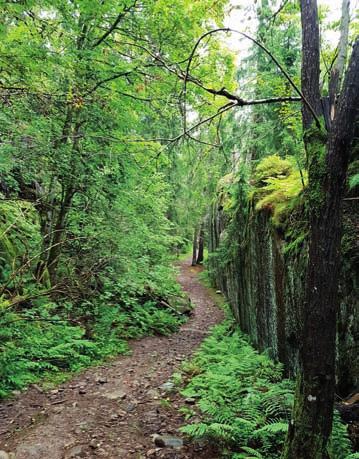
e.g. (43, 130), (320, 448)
(33, 384), (44, 393)
(50, 389), (59, 395)
(216, 290), (221, 294)
(96, 377), (107, 384)
(159, 381), (175, 393)
(103, 389), (127, 400)
(153, 435), (165, 448)
(125, 403), (136, 412)
(16, 444), (49, 457)
(65, 445), (84, 458)
(52, 406), (64, 414)
(79, 389), (87, 395)
(153, 434), (183, 448)
(184, 397), (196, 404)
(89, 440), (99, 449)
(147, 389), (160, 400)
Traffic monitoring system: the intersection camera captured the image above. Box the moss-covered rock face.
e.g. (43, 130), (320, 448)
(250, 155), (307, 228)
(208, 164), (359, 393)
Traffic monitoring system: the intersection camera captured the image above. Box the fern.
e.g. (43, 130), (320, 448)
(253, 155), (307, 227)
(0, 297), (183, 397)
(349, 173), (359, 190)
(328, 412), (353, 459)
(180, 315), (355, 459)
(233, 446), (264, 458)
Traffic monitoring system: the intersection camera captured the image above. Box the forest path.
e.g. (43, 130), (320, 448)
(0, 260), (224, 459)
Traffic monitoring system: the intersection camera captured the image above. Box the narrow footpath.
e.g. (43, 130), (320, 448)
(0, 260), (224, 459)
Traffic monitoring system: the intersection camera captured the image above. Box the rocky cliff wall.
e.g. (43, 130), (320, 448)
(208, 195), (358, 393)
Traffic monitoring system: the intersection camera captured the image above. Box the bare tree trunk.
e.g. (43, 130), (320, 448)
(196, 223), (204, 264)
(283, 11), (359, 455)
(191, 227), (198, 266)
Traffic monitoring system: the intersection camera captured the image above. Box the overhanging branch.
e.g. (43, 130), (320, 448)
(182, 28), (321, 129)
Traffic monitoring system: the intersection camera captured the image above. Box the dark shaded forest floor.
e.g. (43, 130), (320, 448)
(0, 260), (224, 459)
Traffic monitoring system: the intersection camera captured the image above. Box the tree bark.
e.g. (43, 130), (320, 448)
(300, 0), (322, 132)
(46, 184), (75, 285)
(196, 223), (204, 264)
(44, 117), (82, 285)
(283, 34), (359, 459)
(191, 227), (198, 266)
(36, 107), (75, 285)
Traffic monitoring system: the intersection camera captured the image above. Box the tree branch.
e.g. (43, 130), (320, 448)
(92, 1), (138, 48)
(329, 0), (350, 119)
(182, 27), (321, 129)
(84, 71), (134, 96)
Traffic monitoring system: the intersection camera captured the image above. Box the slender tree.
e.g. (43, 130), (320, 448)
(196, 222), (204, 264)
(191, 226), (198, 266)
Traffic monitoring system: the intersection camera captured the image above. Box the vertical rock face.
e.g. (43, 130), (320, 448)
(208, 197), (359, 393)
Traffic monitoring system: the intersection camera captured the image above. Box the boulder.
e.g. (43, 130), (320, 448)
(166, 295), (193, 315)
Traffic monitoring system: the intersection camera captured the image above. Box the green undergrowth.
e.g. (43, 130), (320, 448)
(179, 312), (354, 459)
(0, 196), (187, 398)
(0, 297), (185, 398)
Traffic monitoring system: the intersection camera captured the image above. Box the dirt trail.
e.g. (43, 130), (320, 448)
(0, 260), (224, 459)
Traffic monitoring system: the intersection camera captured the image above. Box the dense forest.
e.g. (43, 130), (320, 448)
(0, 0), (358, 458)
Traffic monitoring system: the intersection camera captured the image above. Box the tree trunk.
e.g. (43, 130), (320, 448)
(283, 30), (359, 459)
(196, 223), (204, 264)
(191, 227), (198, 266)
(36, 108), (75, 285)
(44, 117), (81, 285)
(300, 0), (322, 132)
(46, 185), (75, 285)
